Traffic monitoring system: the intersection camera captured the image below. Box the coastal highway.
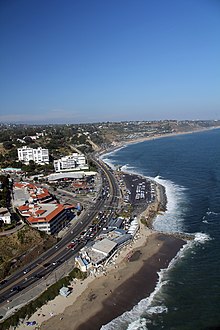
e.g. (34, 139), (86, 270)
(0, 156), (120, 315)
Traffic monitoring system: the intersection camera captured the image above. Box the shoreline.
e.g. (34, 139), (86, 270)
(99, 125), (220, 159)
(15, 128), (205, 330)
(26, 179), (184, 329)
(38, 233), (186, 330)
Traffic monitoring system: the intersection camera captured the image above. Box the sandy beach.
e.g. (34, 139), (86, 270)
(101, 126), (220, 157)
(14, 130), (198, 330)
(39, 232), (185, 330)
(16, 222), (186, 330)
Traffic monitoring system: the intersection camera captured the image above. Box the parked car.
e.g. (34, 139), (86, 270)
(26, 321), (36, 326)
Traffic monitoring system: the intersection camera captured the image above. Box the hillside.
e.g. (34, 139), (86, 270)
(0, 225), (56, 280)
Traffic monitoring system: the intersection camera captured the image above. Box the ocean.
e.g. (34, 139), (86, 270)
(101, 128), (220, 330)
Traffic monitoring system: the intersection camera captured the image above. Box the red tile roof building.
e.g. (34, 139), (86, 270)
(18, 203), (76, 234)
(15, 182), (76, 234)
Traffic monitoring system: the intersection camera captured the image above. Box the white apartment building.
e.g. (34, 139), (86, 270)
(53, 153), (88, 172)
(17, 146), (49, 165)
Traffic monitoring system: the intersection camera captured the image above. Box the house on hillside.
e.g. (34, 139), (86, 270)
(0, 207), (11, 224)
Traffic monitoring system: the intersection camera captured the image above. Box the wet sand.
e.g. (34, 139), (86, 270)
(40, 233), (185, 330)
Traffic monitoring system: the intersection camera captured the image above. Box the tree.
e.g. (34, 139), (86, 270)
(3, 141), (13, 150)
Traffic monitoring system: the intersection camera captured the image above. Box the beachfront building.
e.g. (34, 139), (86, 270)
(92, 238), (117, 257)
(17, 146), (49, 165)
(53, 153), (88, 172)
(17, 203), (75, 234)
(75, 256), (88, 272)
(79, 238), (118, 268)
(59, 287), (71, 297)
(127, 218), (139, 236)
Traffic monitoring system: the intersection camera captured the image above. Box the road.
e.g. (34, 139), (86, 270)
(0, 155), (120, 319)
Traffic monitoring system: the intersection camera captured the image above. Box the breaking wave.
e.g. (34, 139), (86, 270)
(150, 176), (188, 233)
(102, 232), (211, 330)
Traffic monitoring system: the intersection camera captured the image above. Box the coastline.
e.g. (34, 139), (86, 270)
(99, 125), (220, 158)
(17, 173), (186, 330)
(40, 233), (185, 330)
(15, 128), (203, 330)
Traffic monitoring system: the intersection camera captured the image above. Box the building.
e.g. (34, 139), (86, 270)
(53, 153), (88, 172)
(0, 167), (22, 174)
(59, 287), (71, 297)
(14, 181), (76, 234)
(17, 146), (49, 165)
(75, 256), (88, 272)
(0, 207), (11, 224)
(17, 202), (75, 234)
(92, 238), (117, 256)
(47, 172), (85, 182)
(13, 182), (54, 207)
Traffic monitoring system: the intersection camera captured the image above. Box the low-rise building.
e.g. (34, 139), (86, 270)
(59, 287), (71, 297)
(92, 238), (117, 257)
(0, 207), (11, 224)
(13, 182), (54, 206)
(75, 256), (88, 272)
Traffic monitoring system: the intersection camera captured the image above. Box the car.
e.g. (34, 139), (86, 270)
(23, 269), (29, 274)
(11, 286), (21, 292)
(71, 239), (78, 244)
(0, 280), (7, 286)
(26, 321), (36, 326)
(67, 243), (75, 249)
(43, 263), (50, 268)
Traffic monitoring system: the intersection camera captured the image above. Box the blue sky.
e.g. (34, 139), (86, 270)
(0, 0), (219, 124)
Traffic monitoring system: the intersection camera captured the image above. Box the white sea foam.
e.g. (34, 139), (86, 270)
(120, 164), (144, 177)
(201, 209), (220, 225)
(100, 146), (126, 159)
(151, 176), (188, 233)
(206, 210), (220, 216)
(100, 156), (212, 329)
(100, 156), (117, 170)
(146, 305), (168, 315)
(194, 232), (211, 243)
(127, 318), (148, 330)
(100, 146), (126, 170)
(103, 159), (188, 234)
(101, 243), (187, 330)
(102, 235), (212, 330)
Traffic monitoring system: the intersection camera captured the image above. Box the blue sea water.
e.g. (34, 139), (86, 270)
(101, 128), (220, 330)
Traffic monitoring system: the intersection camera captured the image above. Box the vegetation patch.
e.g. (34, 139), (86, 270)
(0, 226), (56, 280)
(0, 268), (87, 330)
